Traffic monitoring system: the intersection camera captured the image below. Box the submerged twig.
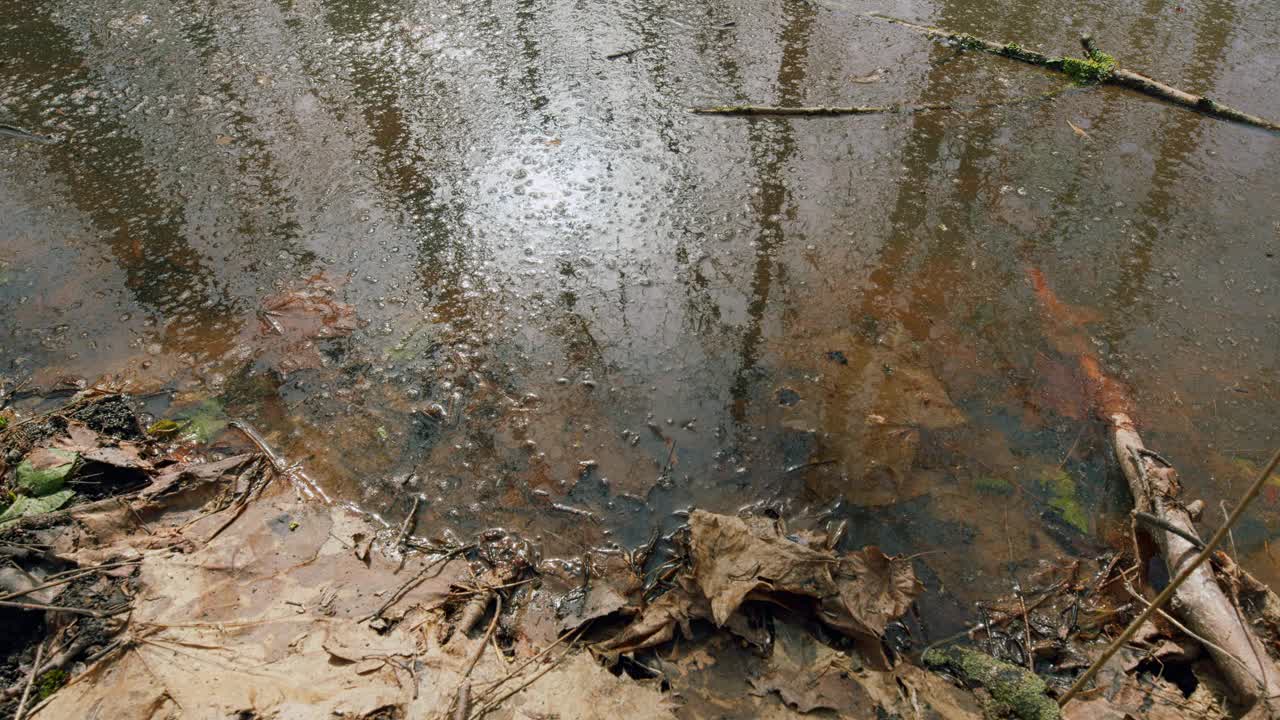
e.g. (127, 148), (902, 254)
(605, 45), (655, 61)
(691, 81), (1076, 117)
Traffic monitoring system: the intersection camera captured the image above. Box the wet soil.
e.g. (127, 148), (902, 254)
(3, 0), (1280, 643)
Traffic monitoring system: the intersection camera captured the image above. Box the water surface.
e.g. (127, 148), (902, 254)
(3, 0), (1280, 630)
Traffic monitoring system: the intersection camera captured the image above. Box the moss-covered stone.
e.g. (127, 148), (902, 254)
(923, 646), (1060, 720)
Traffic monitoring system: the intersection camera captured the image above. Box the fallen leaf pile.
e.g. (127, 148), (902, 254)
(597, 510), (922, 669)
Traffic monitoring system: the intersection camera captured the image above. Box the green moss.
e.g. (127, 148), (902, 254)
(1041, 469), (1089, 533)
(952, 33), (987, 52)
(35, 668), (68, 700)
(0, 415), (8, 431)
(974, 476), (1014, 496)
(1061, 49), (1115, 85)
(999, 43), (1034, 62)
(924, 646), (1060, 720)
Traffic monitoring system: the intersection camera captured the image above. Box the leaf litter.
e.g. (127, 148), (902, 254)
(0, 393), (1271, 719)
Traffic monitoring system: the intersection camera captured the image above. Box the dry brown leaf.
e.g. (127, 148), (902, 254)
(749, 621), (874, 714)
(595, 578), (705, 654)
(82, 443), (151, 471)
(688, 510), (920, 669)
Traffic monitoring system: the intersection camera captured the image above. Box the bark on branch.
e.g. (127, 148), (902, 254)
(870, 13), (1280, 133)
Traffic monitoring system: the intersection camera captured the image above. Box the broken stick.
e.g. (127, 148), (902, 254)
(869, 13), (1280, 133)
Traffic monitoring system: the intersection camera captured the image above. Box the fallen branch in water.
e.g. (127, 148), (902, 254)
(691, 102), (950, 116)
(1027, 267), (1280, 714)
(869, 13), (1280, 133)
(691, 86), (1073, 116)
(1060, 445), (1280, 710)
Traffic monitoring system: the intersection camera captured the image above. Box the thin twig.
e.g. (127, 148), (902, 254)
(605, 45), (654, 61)
(867, 12), (1280, 133)
(1133, 511), (1205, 550)
(395, 495), (422, 573)
(1059, 446), (1280, 706)
(397, 496), (421, 551)
(473, 624), (584, 702)
(691, 85), (1076, 117)
(1221, 501), (1241, 571)
(0, 599), (112, 617)
(13, 641), (44, 720)
(363, 544), (473, 622)
(445, 595), (502, 720)
(472, 635), (577, 718)
(1019, 593), (1034, 672)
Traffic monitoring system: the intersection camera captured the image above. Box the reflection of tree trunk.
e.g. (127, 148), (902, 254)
(719, 0), (814, 426)
(515, 0), (553, 125)
(319, 0), (465, 302)
(1099, 0), (1235, 343)
(839, 0), (1039, 450)
(3, 8), (233, 352)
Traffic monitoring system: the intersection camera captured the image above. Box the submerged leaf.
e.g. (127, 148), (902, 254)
(174, 399), (228, 443)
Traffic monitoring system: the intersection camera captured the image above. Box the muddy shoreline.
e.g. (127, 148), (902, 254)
(0, 393), (1273, 719)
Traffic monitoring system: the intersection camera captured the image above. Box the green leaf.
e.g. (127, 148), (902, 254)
(15, 449), (77, 496)
(175, 399), (228, 442)
(147, 419), (183, 437)
(0, 489), (76, 527)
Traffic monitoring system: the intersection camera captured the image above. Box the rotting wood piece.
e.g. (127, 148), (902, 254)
(869, 13), (1280, 133)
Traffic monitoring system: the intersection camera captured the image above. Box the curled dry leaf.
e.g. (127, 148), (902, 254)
(689, 510), (920, 669)
(599, 511), (922, 669)
(595, 577), (706, 655)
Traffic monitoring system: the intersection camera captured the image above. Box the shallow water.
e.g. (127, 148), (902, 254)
(3, 0), (1280, 630)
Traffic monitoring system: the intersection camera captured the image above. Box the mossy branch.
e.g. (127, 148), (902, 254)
(868, 13), (1280, 133)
